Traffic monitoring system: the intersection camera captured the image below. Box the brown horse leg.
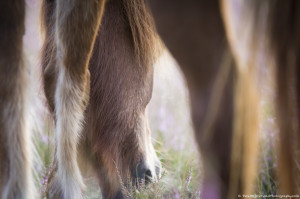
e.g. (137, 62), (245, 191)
(0, 0), (36, 198)
(148, 0), (234, 198)
(52, 0), (105, 198)
(41, 0), (92, 114)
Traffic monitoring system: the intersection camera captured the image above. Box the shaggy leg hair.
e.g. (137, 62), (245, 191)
(51, 0), (105, 198)
(0, 1), (36, 198)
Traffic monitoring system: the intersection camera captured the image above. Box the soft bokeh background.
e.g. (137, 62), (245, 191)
(23, 0), (278, 198)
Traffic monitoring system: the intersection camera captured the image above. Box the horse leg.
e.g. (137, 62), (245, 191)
(148, 1), (235, 198)
(53, 0), (105, 198)
(0, 0), (36, 198)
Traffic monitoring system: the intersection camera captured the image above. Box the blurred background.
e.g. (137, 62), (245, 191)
(23, 0), (278, 198)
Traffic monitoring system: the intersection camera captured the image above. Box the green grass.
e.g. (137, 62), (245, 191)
(35, 123), (279, 199)
(126, 133), (201, 199)
(34, 101), (278, 199)
(35, 124), (201, 199)
(256, 140), (278, 195)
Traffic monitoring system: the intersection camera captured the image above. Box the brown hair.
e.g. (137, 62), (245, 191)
(123, 0), (162, 65)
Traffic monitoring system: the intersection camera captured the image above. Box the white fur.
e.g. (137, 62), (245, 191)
(55, 65), (86, 199)
(141, 110), (162, 182)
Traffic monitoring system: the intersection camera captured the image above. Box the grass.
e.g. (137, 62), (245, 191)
(35, 121), (202, 199)
(33, 99), (278, 199)
(255, 88), (278, 196)
(35, 119), (279, 199)
(133, 132), (201, 199)
(120, 145), (201, 199)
